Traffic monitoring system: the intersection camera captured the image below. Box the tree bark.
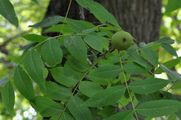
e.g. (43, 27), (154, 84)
(44, 0), (162, 43)
(101, 0), (162, 43)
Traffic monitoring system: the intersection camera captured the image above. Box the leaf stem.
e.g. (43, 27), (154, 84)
(57, 62), (97, 119)
(120, 57), (139, 120)
(57, 70), (89, 120)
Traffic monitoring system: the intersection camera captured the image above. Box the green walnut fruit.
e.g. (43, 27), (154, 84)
(111, 31), (134, 50)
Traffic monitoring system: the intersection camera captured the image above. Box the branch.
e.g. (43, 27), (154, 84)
(0, 29), (32, 55)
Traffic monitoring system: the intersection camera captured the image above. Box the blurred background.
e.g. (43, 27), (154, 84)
(0, 0), (49, 119)
(0, 0), (180, 119)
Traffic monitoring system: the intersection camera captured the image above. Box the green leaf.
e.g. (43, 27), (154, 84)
(0, 0), (18, 27)
(124, 62), (147, 74)
(160, 64), (181, 82)
(129, 77), (170, 94)
(50, 67), (79, 87)
(171, 81), (181, 90)
(157, 37), (177, 56)
(84, 86), (125, 107)
(32, 0), (39, 4)
(0, 76), (8, 87)
(144, 42), (160, 51)
(88, 64), (121, 84)
(14, 66), (35, 100)
(157, 37), (175, 45)
(30, 16), (64, 28)
(43, 68), (48, 79)
(66, 56), (89, 72)
(45, 24), (75, 34)
(136, 100), (181, 117)
(1, 81), (14, 113)
(141, 47), (158, 66)
(104, 111), (134, 120)
(165, 0), (181, 14)
(30, 96), (63, 117)
(79, 81), (103, 97)
(167, 114), (177, 120)
(161, 43), (178, 57)
(46, 20), (95, 34)
(98, 51), (120, 65)
(155, 57), (181, 74)
(64, 63), (84, 79)
(46, 81), (71, 101)
(75, 0), (120, 27)
(98, 106), (116, 118)
(67, 20), (95, 32)
(41, 39), (63, 67)
(84, 34), (109, 52)
(23, 34), (47, 42)
(127, 48), (151, 69)
(64, 36), (87, 62)
(22, 49), (46, 91)
(51, 112), (74, 120)
(67, 96), (93, 120)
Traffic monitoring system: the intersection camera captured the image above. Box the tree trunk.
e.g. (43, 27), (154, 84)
(44, 0), (162, 43)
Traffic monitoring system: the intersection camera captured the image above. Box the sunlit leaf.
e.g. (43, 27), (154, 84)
(160, 64), (181, 82)
(0, 0), (18, 27)
(155, 57), (181, 74)
(23, 34), (47, 42)
(161, 44), (178, 57)
(157, 37), (175, 45)
(165, 0), (181, 13)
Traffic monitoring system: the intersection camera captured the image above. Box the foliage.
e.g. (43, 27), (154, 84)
(0, 0), (18, 27)
(0, 0), (181, 120)
(165, 0), (181, 14)
(0, 0), (49, 119)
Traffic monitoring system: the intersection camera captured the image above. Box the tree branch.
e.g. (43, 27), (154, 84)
(0, 29), (32, 55)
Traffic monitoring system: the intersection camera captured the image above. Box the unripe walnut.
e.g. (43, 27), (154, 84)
(111, 31), (134, 50)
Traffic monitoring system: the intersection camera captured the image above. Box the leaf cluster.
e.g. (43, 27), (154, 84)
(0, 0), (181, 120)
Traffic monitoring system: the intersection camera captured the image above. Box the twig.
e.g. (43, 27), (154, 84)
(120, 57), (139, 120)
(0, 29), (32, 54)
